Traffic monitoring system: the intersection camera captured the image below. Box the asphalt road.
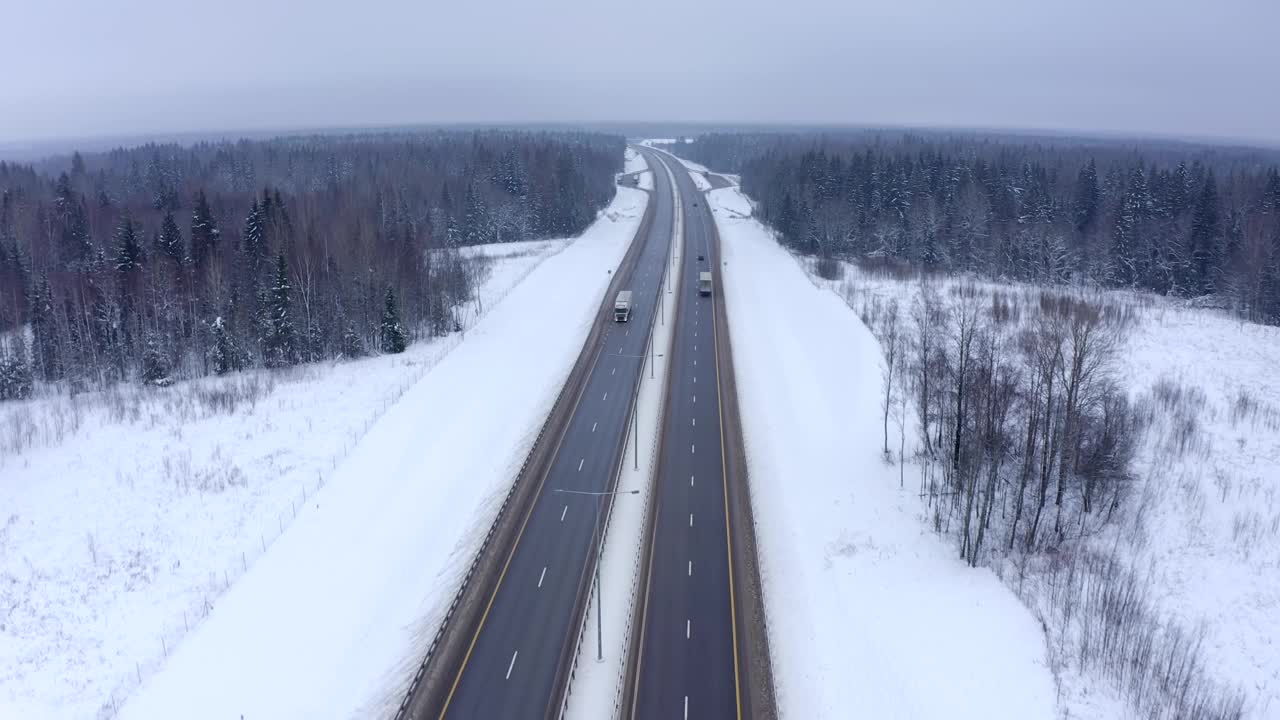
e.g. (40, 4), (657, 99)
(435, 154), (677, 719)
(629, 150), (742, 719)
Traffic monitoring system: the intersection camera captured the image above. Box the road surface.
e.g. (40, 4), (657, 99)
(424, 154), (677, 719)
(626, 149), (747, 719)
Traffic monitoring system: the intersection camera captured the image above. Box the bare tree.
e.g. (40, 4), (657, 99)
(880, 299), (901, 456)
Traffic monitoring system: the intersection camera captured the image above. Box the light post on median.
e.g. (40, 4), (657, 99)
(615, 350), (664, 469)
(553, 487), (641, 663)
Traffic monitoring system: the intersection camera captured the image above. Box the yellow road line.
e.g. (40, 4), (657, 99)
(710, 223), (745, 720)
(438, 219), (634, 720)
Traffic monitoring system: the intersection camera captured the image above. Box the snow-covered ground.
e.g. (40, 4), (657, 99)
(0, 185), (648, 719)
(689, 171), (711, 192)
(818, 260), (1280, 717)
(708, 181), (1059, 719)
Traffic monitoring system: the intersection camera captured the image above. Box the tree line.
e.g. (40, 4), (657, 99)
(0, 130), (622, 399)
(670, 131), (1280, 324)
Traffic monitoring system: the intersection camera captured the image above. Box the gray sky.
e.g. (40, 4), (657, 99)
(3, 0), (1278, 144)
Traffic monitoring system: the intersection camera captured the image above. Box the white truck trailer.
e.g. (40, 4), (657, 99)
(614, 290), (633, 322)
(698, 271), (713, 296)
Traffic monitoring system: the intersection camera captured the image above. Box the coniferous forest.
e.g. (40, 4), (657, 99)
(0, 131), (622, 397)
(672, 132), (1280, 324)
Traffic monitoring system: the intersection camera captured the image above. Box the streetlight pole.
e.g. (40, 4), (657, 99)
(614, 351), (662, 471)
(553, 487), (640, 663)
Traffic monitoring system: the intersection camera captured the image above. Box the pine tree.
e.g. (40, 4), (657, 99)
(1189, 173), (1221, 295)
(380, 287), (408, 353)
(262, 254), (296, 367)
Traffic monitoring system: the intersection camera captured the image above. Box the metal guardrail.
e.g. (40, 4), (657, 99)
(394, 174), (660, 720)
(557, 148), (683, 720)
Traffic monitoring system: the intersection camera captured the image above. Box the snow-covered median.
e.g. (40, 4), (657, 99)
(0, 185), (647, 719)
(709, 183), (1058, 719)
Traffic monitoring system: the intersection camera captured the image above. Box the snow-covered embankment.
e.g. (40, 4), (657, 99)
(708, 182), (1059, 720)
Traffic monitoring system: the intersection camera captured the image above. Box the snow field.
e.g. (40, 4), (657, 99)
(707, 182), (1059, 720)
(0, 182), (647, 719)
(114, 184), (649, 720)
(815, 254), (1280, 717)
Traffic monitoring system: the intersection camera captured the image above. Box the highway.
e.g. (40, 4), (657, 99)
(420, 152), (678, 719)
(626, 149), (747, 719)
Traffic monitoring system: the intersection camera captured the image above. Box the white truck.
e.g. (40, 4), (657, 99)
(698, 272), (713, 296)
(614, 290), (633, 322)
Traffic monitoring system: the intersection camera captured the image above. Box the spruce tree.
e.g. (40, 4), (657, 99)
(140, 331), (171, 384)
(210, 315), (239, 375)
(1190, 173), (1221, 295)
(380, 287), (407, 354)
(0, 336), (34, 401)
(262, 253), (296, 368)
(463, 182), (492, 245)
(1072, 159), (1099, 233)
(1110, 188), (1139, 287)
(342, 321), (365, 359)
(1266, 169), (1280, 214)
(114, 216), (143, 272)
(29, 277), (62, 382)
(190, 190), (220, 268)
(60, 201), (92, 270)
(156, 210), (184, 266)
(242, 201), (265, 273)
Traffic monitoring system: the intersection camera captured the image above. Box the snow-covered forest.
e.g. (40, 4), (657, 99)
(0, 131), (622, 397)
(671, 132), (1280, 325)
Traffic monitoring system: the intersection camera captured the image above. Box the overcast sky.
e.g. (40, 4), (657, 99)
(3, 0), (1278, 145)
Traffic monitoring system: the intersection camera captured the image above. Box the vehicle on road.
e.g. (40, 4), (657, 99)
(614, 290), (633, 321)
(698, 272), (713, 296)
(697, 254), (704, 261)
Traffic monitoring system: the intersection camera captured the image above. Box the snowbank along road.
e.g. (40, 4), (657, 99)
(406, 148), (677, 719)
